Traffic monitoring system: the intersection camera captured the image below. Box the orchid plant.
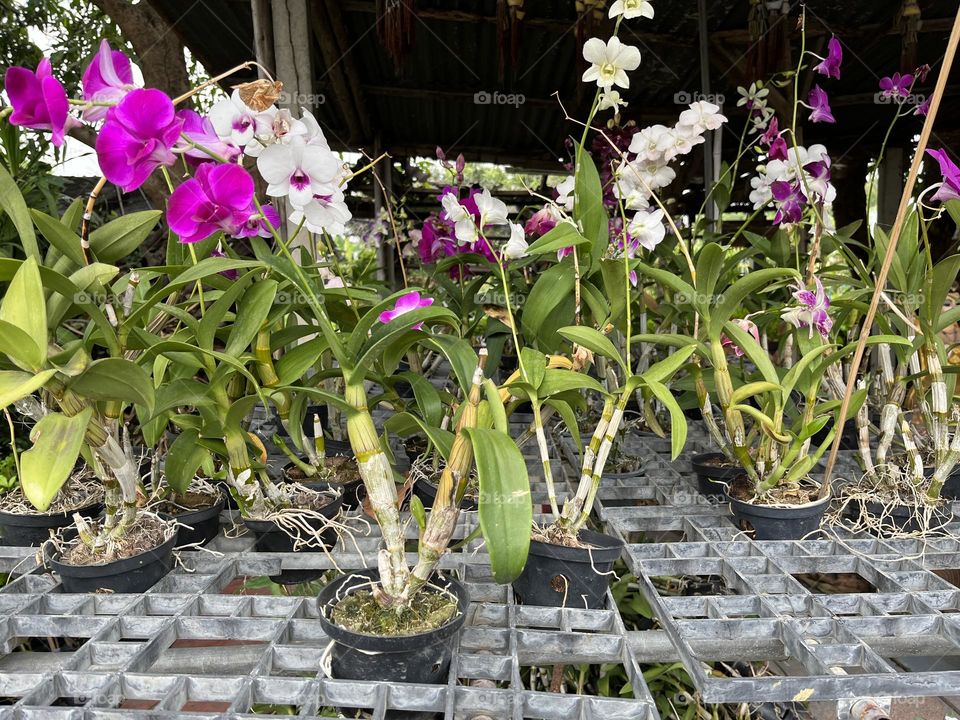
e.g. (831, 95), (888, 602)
(0, 41), (533, 606)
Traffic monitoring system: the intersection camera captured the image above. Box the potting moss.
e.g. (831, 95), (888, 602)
(330, 589), (457, 636)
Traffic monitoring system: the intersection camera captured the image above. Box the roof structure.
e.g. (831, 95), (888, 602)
(148, 0), (960, 174)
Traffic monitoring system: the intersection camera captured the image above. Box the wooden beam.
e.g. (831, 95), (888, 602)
(318, 0), (374, 144)
(340, 0), (690, 44)
(251, 0), (275, 78)
(308, 0), (365, 144)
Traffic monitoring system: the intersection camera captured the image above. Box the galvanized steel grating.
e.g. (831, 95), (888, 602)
(0, 421), (958, 716)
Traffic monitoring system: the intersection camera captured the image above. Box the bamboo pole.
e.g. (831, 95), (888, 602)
(821, 7), (960, 494)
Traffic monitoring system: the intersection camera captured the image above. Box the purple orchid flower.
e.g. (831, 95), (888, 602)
(556, 245), (575, 261)
(803, 160), (833, 205)
(524, 205), (560, 236)
(880, 72), (913, 99)
(378, 291), (434, 330)
(782, 276), (833, 338)
(760, 116), (790, 161)
(806, 86), (835, 124)
(4, 58), (78, 146)
(166, 162), (255, 244)
(814, 36), (843, 80)
(210, 243), (239, 280)
(96, 88), (183, 191)
(233, 202), (281, 239)
(81, 39), (136, 122)
(721, 318), (760, 358)
(914, 96), (930, 117)
(926, 149), (960, 202)
(770, 180), (807, 225)
(176, 109), (241, 166)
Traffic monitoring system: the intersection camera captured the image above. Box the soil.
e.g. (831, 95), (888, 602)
(330, 587), (458, 636)
(246, 485), (336, 521)
(0, 477), (102, 515)
(154, 490), (220, 516)
(728, 475), (820, 506)
(285, 456), (361, 486)
(60, 514), (173, 566)
(606, 453), (643, 473)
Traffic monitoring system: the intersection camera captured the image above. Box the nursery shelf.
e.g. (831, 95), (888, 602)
(0, 422), (957, 718)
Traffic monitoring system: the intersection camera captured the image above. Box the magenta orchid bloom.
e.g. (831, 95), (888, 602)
(782, 276), (832, 338)
(770, 180), (806, 226)
(759, 116), (789, 161)
(524, 205), (561, 236)
(557, 245), (574, 261)
(806, 86), (835, 123)
(81, 39), (136, 122)
(378, 291), (434, 330)
(926, 149), (960, 202)
(96, 88), (183, 191)
(166, 162), (255, 244)
(880, 72), (913, 99)
(233, 202), (281, 239)
(914, 96), (930, 117)
(4, 58), (79, 146)
(814, 36), (842, 80)
(721, 318), (760, 358)
(210, 242), (239, 280)
(176, 109), (241, 166)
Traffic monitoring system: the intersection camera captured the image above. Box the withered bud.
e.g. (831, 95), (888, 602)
(232, 79), (283, 111)
(435, 146), (446, 162)
(572, 343), (594, 371)
(455, 153), (465, 174)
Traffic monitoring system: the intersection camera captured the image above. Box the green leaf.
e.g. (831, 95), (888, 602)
(538, 368), (605, 397)
(642, 345), (697, 384)
(89, 210), (161, 262)
(351, 306), (460, 383)
(276, 338), (326, 385)
(558, 326), (625, 369)
(397, 371), (443, 426)
(525, 221), (591, 256)
(69, 358), (156, 414)
(20, 408), (92, 512)
(520, 263), (576, 352)
(695, 243), (724, 312)
(0, 257), (46, 370)
(424, 335), (478, 395)
(0, 368), (56, 410)
(722, 321), (779, 386)
(645, 379), (687, 459)
(165, 428), (207, 495)
(634, 261), (696, 304)
(31, 209), (86, 266)
(545, 397), (581, 456)
(482, 378), (508, 433)
(709, 268), (798, 339)
(383, 413), (454, 460)
(0, 163), (39, 261)
(574, 153), (609, 267)
(520, 347), (546, 390)
(0, 320), (43, 373)
(730, 381), (781, 405)
(225, 279), (277, 356)
(465, 427), (531, 583)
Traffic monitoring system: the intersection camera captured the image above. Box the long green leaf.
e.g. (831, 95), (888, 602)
(0, 257), (46, 370)
(69, 358), (156, 415)
(89, 210), (161, 263)
(465, 427), (531, 583)
(20, 408), (92, 512)
(525, 221), (591, 256)
(164, 428), (207, 495)
(0, 368), (56, 409)
(0, 163), (39, 260)
(558, 326), (625, 369)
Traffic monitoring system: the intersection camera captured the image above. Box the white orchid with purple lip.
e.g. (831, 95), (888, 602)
(378, 291), (435, 330)
(257, 139), (341, 207)
(208, 89), (276, 146)
(781, 276), (833, 338)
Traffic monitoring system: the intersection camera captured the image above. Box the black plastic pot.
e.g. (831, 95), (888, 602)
(317, 568), (468, 720)
(511, 529), (624, 609)
(729, 492), (830, 540)
(0, 501), (102, 547)
(280, 461), (363, 511)
(413, 476), (478, 511)
(690, 452), (740, 500)
(50, 531), (176, 593)
(170, 494), (225, 548)
(241, 484), (343, 585)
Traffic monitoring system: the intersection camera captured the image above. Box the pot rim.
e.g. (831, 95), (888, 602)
(49, 528), (177, 577)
